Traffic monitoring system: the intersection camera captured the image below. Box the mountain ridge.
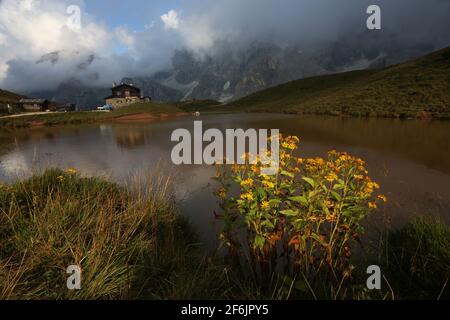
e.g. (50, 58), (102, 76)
(207, 46), (450, 119)
(24, 35), (444, 107)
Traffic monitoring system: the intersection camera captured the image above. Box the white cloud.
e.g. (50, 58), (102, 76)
(160, 9), (215, 50)
(0, 0), (124, 92)
(19, 0), (37, 11)
(181, 16), (215, 50)
(0, 1), (187, 92)
(161, 10), (180, 30)
(0, 31), (6, 46)
(116, 26), (136, 49)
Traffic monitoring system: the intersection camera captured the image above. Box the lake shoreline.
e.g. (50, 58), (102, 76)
(1, 103), (447, 130)
(0, 110), (444, 130)
(0, 102), (191, 129)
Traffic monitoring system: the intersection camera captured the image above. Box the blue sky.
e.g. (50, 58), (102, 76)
(85, 0), (184, 31)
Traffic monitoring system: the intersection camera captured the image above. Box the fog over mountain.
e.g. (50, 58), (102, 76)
(0, 0), (449, 105)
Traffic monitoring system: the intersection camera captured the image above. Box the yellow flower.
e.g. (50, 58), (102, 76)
(217, 187), (227, 199)
(262, 180), (275, 189)
(324, 200), (334, 207)
(250, 164), (259, 173)
(240, 178), (254, 187)
(261, 201), (270, 210)
(240, 192), (254, 201)
(57, 175), (65, 182)
(328, 150), (338, 157)
(280, 152), (292, 160)
(282, 142), (296, 150)
(325, 173), (338, 182)
(66, 168), (77, 174)
(368, 202), (377, 209)
(377, 194), (387, 203)
(281, 136), (299, 150)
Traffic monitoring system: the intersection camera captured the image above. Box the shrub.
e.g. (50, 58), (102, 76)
(214, 135), (386, 294)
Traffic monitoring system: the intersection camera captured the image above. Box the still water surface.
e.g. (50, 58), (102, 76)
(1, 114), (449, 246)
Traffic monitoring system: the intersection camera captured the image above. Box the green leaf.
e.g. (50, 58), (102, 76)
(322, 204), (330, 215)
(280, 209), (298, 216)
(288, 195), (308, 206)
(310, 233), (327, 246)
(280, 170), (294, 178)
(254, 234), (265, 249)
(333, 183), (344, 190)
(308, 190), (319, 199)
(302, 177), (315, 188)
(268, 199), (282, 206)
(256, 187), (266, 198)
(330, 191), (341, 201)
(261, 220), (275, 228)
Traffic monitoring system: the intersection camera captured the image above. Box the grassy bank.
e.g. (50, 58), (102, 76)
(0, 99), (225, 129)
(0, 102), (185, 129)
(0, 169), (448, 299)
(0, 169), (227, 299)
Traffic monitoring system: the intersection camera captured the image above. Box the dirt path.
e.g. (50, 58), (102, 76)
(0, 111), (57, 119)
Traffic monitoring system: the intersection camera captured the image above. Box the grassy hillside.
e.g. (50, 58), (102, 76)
(213, 46), (450, 119)
(0, 89), (25, 115)
(0, 88), (24, 104)
(173, 99), (221, 112)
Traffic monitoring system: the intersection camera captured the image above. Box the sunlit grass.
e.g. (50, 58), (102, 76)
(0, 168), (224, 299)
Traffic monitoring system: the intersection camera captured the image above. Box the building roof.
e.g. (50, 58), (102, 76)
(104, 95), (142, 100)
(19, 98), (48, 104)
(111, 83), (141, 91)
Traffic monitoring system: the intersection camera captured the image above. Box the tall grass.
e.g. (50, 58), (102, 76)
(382, 218), (450, 299)
(0, 168), (225, 299)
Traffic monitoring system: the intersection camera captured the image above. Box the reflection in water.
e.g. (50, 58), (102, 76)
(0, 114), (450, 247)
(113, 126), (149, 149)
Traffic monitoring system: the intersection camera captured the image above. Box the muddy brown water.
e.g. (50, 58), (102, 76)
(1, 113), (449, 248)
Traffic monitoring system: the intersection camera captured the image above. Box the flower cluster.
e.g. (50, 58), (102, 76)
(214, 135), (386, 282)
